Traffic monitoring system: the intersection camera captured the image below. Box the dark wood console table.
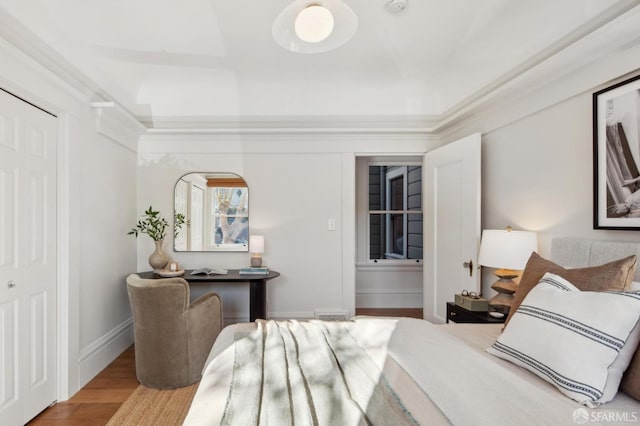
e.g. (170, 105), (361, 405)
(138, 269), (280, 322)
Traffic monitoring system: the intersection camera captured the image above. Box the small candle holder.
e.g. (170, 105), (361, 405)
(168, 262), (179, 272)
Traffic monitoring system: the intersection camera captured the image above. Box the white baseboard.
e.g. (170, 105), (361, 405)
(78, 317), (134, 389)
(268, 311), (316, 320)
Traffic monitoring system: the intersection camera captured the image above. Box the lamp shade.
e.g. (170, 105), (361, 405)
(249, 235), (265, 254)
(478, 229), (537, 270)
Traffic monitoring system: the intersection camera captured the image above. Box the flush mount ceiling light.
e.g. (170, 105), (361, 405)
(273, 0), (358, 54)
(295, 5), (334, 43)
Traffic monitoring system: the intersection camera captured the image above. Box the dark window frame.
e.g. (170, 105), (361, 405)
(367, 164), (423, 263)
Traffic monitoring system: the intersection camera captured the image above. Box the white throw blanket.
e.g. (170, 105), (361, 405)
(220, 319), (418, 426)
(185, 319), (640, 426)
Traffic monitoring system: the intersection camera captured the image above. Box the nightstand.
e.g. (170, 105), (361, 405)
(446, 302), (506, 324)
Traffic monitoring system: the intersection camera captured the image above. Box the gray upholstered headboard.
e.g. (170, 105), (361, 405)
(551, 238), (640, 282)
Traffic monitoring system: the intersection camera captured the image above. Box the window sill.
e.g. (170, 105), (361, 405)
(356, 262), (423, 272)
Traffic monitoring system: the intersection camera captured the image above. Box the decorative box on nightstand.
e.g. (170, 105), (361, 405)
(446, 302), (506, 324)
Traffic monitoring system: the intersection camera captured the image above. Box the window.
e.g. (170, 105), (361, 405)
(368, 165), (422, 261)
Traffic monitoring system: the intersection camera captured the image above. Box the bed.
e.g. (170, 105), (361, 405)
(183, 238), (640, 425)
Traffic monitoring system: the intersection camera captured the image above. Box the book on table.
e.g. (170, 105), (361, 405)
(239, 267), (269, 275)
(190, 267), (228, 275)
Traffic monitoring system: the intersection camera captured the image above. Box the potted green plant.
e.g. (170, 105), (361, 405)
(128, 206), (171, 271)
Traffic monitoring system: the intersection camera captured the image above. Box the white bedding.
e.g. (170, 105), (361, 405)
(184, 317), (640, 426)
(221, 319), (419, 425)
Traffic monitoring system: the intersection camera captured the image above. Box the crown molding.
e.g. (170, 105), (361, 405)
(0, 6), (141, 120)
(138, 131), (438, 155)
(139, 130), (437, 144)
(91, 102), (145, 152)
(434, 0), (640, 135)
(1, 1), (639, 139)
(140, 114), (439, 135)
(0, 6), (102, 102)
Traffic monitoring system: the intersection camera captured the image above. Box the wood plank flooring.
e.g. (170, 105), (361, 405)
(355, 308), (422, 318)
(28, 346), (138, 425)
(27, 308), (422, 425)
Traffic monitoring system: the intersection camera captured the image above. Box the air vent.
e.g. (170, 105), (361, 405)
(314, 310), (350, 321)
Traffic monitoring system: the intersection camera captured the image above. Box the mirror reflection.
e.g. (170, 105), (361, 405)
(174, 173), (249, 252)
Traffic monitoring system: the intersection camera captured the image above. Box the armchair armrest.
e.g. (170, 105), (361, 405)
(186, 292), (223, 377)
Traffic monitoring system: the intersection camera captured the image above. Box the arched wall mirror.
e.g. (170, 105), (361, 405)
(174, 172), (249, 252)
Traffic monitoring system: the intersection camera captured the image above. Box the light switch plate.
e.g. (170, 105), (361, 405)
(328, 218), (336, 231)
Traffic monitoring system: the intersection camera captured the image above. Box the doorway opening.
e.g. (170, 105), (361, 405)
(355, 156), (423, 311)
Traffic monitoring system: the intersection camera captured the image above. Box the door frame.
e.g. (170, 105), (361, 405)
(56, 112), (71, 400)
(352, 154), (426, 311)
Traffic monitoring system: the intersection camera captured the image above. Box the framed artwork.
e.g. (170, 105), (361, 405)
(593, 73), (640, 229)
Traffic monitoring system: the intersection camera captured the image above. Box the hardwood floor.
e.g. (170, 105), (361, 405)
(355, 308), (423, 319)
(28, 308), (421, 425)
(28, 346), (138, 426)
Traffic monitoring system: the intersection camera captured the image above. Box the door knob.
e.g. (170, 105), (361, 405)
(7, 281), (16, 289)
(462, 260), (473, 277)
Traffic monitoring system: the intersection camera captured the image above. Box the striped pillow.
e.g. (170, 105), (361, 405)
(487, 273), (640, 407)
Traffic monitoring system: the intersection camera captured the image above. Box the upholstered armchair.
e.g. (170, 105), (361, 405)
(126, 274), (223, 389)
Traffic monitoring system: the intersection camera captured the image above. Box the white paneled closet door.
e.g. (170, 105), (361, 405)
(0, 89), (57, 425)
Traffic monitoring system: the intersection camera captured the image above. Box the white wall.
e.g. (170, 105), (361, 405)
(0, 37), (140, 397)
(355, 268), (423, 308)
(138, 135), (434, 321)
(74, 126), (138, 386)
(441, 44), (640, 298)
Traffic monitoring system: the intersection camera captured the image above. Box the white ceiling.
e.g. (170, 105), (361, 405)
(1, 0), (639, 128)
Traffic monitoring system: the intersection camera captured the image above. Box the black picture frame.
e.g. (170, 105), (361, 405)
(593, 73), (640, 230)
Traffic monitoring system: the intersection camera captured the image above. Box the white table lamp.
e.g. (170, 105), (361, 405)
(478, 227), (537, 314)
(250, 235), (265, 267)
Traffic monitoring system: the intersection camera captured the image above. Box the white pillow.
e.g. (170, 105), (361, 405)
(487, 273), (640, 407)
